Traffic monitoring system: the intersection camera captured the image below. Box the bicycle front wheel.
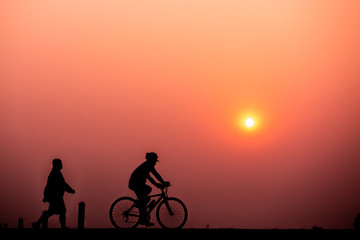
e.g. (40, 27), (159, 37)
(109, 197), (140, 228)
(156, 197), (188, 229)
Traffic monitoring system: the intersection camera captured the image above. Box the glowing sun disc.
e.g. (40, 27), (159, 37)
(245, 118), (255, 127)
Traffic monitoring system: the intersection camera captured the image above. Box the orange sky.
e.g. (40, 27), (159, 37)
(1, 0), (360, 228)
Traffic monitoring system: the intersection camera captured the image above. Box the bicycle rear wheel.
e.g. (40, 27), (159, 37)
(109, 197), (140, 228)
(156, 197), (187, 229)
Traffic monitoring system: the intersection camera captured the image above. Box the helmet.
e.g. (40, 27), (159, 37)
(145, 152), (159, 161)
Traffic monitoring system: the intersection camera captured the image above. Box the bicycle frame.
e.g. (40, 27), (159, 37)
(125, 187), (170, 219)
(147, 187), (168, 213)
(110, 185), (188, 229)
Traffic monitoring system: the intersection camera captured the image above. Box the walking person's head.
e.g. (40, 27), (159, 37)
(145, 152), (158, 164)
(52, 158), (63, 170)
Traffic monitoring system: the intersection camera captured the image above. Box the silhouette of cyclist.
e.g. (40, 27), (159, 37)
(129, 152), (169, 226)
(32, 159), (75, 229)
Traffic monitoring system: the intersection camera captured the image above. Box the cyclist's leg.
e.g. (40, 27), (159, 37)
(135, 185), (153, 225)
(143, 184), (152, 203)
(135, 184), (152, 204)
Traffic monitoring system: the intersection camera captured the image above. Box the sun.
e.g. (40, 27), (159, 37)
(245, 118), (255, 128)
(237, 112), (261, 132)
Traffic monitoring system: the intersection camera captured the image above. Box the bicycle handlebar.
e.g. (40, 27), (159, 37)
(160, 181), (171, 188)
(160, 182), (171, 192)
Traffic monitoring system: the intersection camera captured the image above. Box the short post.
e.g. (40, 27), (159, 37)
(18, 218), (23, 229)
(78, 201), (85, 229)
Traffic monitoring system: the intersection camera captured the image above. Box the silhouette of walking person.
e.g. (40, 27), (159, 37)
(129, 152), (169, 227)
(32, 159), (75, 229)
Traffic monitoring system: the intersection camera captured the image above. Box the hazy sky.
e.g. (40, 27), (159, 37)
(1, 0), (360, 228)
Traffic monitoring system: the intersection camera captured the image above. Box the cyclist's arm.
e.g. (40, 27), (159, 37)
(147, 174), (161, 187)
(151, 168), (165, 184)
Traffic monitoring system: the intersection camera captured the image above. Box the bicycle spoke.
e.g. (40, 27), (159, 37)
(157, 198), (187, 229)
(110, 197), (140, 228)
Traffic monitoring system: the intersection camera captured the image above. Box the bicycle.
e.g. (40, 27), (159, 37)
(109, 184), (188, 229)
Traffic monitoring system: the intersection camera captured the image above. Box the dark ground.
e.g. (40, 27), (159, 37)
(0, 228), (359, 239)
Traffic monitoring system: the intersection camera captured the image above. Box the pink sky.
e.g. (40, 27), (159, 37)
(1, 0), (360, 228)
